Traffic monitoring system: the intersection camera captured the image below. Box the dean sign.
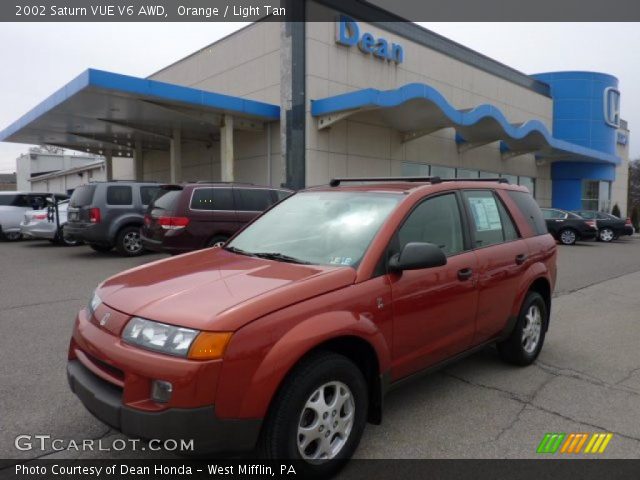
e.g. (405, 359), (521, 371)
(336, 16), (404, 64)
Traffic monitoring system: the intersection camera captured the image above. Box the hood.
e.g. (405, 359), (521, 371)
(97, 249), (356, 332)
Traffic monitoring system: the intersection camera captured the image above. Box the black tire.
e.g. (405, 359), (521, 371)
(2, 231), (22, 241)
(599, 227), (615, 242)
(89, 243), (113, 253)
(206, 235), (228, 248)
(115, 226), (145, 257)
(497, 291), (548, 366)
(56, 225), (83, 247)
(258, 351), (368, 477)
(557, 228), (577, 245)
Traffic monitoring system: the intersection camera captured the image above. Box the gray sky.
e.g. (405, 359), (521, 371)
(0, 22), (637, 174)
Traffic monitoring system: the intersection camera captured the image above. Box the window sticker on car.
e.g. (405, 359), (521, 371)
(469, 197), (502, 231)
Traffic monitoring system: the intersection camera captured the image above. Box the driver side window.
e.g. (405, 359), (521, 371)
(396, 193), (465, 257)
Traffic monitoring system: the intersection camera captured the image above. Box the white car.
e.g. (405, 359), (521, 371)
(0, 192), (67, 241)
(20, 200), (81, 246)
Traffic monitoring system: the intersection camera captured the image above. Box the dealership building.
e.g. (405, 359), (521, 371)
(0, 3), (631, 214)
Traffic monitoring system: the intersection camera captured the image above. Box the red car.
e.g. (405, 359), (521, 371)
(67, 177), (556, 476)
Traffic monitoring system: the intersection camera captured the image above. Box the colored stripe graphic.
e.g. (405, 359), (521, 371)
(584, 433), (613, 454)
(537, 433), (566, 453)
(560, 433), (589, 453)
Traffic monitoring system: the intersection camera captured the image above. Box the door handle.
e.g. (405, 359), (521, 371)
(515, 254), (528, 265)
(457, 268), (473, 281)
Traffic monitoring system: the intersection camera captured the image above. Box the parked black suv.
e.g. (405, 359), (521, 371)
(141, 183), (292, 255)
(64, 181), (160, 256)
(541, 208), (598, 245)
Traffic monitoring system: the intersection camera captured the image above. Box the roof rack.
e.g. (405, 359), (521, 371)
(328, 176), (509, 187)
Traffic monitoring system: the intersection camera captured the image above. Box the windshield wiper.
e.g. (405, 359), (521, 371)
(251, 252), (311, 265)
(224, 246), (255, 257)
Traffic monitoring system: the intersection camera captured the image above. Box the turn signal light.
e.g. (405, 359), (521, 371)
(158, 216), (190, 230)
(188, 332), (232, 360)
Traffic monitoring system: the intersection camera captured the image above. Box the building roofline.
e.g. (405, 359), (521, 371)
(27, 160), (104, 182)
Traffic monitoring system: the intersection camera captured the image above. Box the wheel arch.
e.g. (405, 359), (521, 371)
(108, 215), (144, 242)
(525, 276), (552, 331)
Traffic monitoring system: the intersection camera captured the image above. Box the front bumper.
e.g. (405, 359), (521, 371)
(67, 360), (261, 453)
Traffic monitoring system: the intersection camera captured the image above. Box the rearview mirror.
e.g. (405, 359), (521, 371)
(388, 242), (447, 272)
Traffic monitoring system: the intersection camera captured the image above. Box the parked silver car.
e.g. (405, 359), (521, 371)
(20, 200), (81, 246)
(0, 192), (67, 241)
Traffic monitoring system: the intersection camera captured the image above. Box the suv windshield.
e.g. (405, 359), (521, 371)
(226, 191), (401, 267)
(69, 185), (96, 207)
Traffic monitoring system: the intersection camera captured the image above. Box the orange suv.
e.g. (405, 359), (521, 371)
(67, 177), (556, 476)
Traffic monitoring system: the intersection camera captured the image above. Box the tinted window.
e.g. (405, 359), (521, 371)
(237, 188), (273, 211)
(463, 191), (508, 247)
(190, 188), (234, 211)
(506, 190), (547, 236)
(496, 196), (519, 241)
(106, 186), (133, 205)
(542, 209), (565, 220)
(574, 210), (596, 220)
(69, 185), (96, 207)
(0, 194), (27, 207)
(150, 188), (182, 215)
(28, 195), (47, 210)
(397, 193), (464, 256)
(140, 186), (160, 206)
(275, 190), (293, 202)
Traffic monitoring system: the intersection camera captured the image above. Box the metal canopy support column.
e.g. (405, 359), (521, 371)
(134, 141), (143, 181)
(221, 114), (234, 182)
(105, 152), (113, 181)
(170, 128), (182, 183)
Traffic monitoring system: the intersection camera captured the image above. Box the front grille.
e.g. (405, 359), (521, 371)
(82, 351), (125, 386)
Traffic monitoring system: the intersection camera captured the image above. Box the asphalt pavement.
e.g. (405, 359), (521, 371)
(1, 235), (639, 461)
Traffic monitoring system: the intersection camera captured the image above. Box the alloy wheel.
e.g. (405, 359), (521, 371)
(560, 230), (576, 245)
(123, 231), (142, 253)
(599, 228), (614, 242)
(297, 381), (355, 462)
(522, 304), (542, 354)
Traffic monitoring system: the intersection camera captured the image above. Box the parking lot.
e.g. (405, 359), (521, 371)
(1, 235), (640, 461)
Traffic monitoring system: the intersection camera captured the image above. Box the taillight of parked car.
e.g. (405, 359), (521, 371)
(89, 208), (101, 223)
(144, 214), (151, 226)
(585, 220), (597, 229)
(33, 213), (48, 220)
(157, 216), (189, 230)
(625, 217), (632, 226)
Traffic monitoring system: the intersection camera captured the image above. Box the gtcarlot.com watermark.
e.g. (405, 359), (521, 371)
(15, 434), (194, 453)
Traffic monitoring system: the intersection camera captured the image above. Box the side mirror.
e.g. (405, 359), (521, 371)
(388, 242), (447, 272)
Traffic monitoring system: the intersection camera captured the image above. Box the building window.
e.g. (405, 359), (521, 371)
(479, 171), (499, 179)
(581, 180), (611, 211)
(401, 162), (429, 177)
(518, 176), (536, 196)
(456, 168), (479, 179)
(431, 165), (455, 178)
(500, 174), (518, 184)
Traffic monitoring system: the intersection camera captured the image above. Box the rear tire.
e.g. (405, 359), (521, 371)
(206, 235), (228, 249)
(115, 226), (144, 256)
(558, 228), (577, 245)
(3, 231), (22, 241)
(599, 228), (614, 242)
(258, 352), (368, 477)
(497, 291), (548, 366)
(89, 243), (113, 253)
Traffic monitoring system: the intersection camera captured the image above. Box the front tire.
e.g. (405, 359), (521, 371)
(3, 231), (22, 241)
(115, 226), (144, 256)
(558, 228), (577, 245)
(258, 352), (368, 477)
(599, 228), (614, 242)
(497, 291), (548, 366)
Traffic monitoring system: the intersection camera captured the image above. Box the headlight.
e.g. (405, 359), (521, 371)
(122, 317), (231, 360)
(88, 292), (102, 318)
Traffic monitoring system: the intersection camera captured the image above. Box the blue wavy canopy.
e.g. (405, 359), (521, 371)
(311, 83), (619, 165)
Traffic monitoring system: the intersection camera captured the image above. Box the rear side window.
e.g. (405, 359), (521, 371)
(150, 188), (182, 215)
(190, 188), (234, 211)
(106, 186), (133, 206)
(236, 188), (273, 211)
(463, 190), (518, 247)
(140, 186), (160, 206)
(275, 190), (292, 202)
(506, 190), (547, 236)
(69, 185), (96, 207)
(0, 194), (27, 207)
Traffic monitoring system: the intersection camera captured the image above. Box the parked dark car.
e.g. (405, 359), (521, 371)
(141, 183), (293, 254)
(64, 181), (161, 256)
(541, 208), (598, 245)
(573, 210), (629, 242)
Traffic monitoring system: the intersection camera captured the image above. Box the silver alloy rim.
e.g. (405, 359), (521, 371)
(600, 229), (614, 242)
(297, 381), (355, 462)
(560, 230), (576, 244)
(123, 231), (142, 252)
(522, 304), (542, 354)
(212, 241), (225, 248)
